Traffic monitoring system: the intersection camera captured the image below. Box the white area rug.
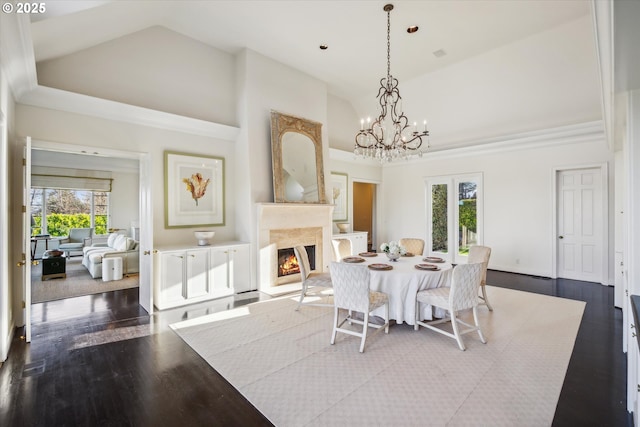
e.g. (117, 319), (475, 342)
(172, 286), (584, 426)
(31, 258), (139, 303)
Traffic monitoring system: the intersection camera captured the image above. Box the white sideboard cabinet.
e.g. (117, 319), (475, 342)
(331, 231), (368, 255)
(154, 241), (250, 310)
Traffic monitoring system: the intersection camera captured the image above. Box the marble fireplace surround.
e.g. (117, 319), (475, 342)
(257, 203), (334, 291)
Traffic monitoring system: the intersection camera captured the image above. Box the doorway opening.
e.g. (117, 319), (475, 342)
(29, 150), (141, 303)
(353, 182), (376, 251)
(23, 141), (152, 343)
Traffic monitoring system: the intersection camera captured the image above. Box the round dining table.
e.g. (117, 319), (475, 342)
(342, 253), (453, 325)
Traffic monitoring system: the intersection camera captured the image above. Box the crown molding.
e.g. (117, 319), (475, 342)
(0, 13), (37, 100)
(20, 85), (240, 141)
(330, 120), (605, 167)
(591, 0), (614, 151)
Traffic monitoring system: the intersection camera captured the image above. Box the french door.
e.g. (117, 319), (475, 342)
(426, 174), (483, 264)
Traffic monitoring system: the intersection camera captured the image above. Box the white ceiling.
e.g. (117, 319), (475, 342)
(30, 0), (590, 102)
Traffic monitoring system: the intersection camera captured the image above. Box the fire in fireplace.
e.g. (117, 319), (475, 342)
(278, 245), (315, 277)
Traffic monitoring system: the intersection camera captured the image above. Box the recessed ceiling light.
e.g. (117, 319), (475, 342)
(407, 26), (419, 34)
(433, 49), (447, 58)
(319, 44), (328, 50)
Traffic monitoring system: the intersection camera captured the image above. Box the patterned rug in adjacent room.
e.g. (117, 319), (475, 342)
(171, 286), (584, 426)
(31, 257), (139, 303)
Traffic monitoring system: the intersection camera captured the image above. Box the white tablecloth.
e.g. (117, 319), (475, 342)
(355, 254), (453, 325)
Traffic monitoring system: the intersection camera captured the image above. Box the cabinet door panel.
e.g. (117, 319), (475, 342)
(229, 244), (251, 293)
(353, 234), (367, 254)
(161, 252), (186, 303)
(187, 250), (210, 298)
(211, 247), (231, 297)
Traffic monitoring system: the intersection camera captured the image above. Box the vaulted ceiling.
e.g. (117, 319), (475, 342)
(4, 0), (618, 154)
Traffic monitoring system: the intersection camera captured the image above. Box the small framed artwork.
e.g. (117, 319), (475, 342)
(164, 151), (225, 228)
(331, 172), (348, 222)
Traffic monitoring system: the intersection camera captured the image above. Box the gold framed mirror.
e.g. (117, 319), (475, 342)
(270, 111), (326, 203)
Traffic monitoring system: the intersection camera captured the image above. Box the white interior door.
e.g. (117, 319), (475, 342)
(557, 168), (603, 282)
(22, 137), (32, 342)
(138, 153), (153, 314)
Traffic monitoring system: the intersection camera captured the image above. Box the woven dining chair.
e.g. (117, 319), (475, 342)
(414, 262), (486, 351)
(331, 238), (352, 261)
(468, 245), (493, 311)
(294, 245), (333, 310)
(330, 261), (389, 353)
(398, 238), (425, 256)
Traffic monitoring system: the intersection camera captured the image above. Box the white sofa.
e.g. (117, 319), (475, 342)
(82, 233), (140, 279)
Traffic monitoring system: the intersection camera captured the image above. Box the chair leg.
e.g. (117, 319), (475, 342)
(360, 311), (369, 353)
(330, 306), (339, 345)
(473, 306), (487, 344)
(384, 302), (389, 334)
(481, 284), (493, 311)
(296, 282), (308, 311)
(450, 311), (466, 351)
(414, 300), (420, 331)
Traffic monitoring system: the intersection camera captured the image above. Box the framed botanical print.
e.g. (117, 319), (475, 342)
(331, 172), (348, 222)
(164, 151), (225, 228)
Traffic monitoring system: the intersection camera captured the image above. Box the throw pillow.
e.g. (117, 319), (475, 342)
(107, 233), (118, 248)
(114, 234), (128, 251)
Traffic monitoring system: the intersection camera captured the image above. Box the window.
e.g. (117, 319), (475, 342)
(30, 188), (110, 237)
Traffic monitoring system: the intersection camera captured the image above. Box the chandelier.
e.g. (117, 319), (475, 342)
(354, 4), (429, 162)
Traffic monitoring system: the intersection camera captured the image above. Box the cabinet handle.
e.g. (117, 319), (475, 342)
(190, 254), (195, 258)
(633, 332), (637, 338)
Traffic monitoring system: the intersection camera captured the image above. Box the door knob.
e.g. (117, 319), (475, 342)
(16, 261), (26, 267)
(558, 236), (564, 239)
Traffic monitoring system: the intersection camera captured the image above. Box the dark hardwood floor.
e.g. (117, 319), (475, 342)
(0, 271), (632, 426)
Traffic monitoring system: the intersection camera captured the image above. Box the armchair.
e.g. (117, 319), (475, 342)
(58, 228), (93, 257)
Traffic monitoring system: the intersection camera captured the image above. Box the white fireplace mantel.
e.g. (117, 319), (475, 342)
(256, 203), (334, 292)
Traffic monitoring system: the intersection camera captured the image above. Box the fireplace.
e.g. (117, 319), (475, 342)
(278, 245), (316, 277)
(257, 203), (334, 290)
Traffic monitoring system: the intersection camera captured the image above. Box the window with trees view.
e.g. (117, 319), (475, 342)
(30, 189), (109, 237)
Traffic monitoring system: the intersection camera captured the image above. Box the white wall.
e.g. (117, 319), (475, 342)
(0, 64), (16, 361)
(373, 138), (612, 279)
(110, 170), (140, 235)
(36, 26), (237, 126)
(327, 94), (359, 152)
